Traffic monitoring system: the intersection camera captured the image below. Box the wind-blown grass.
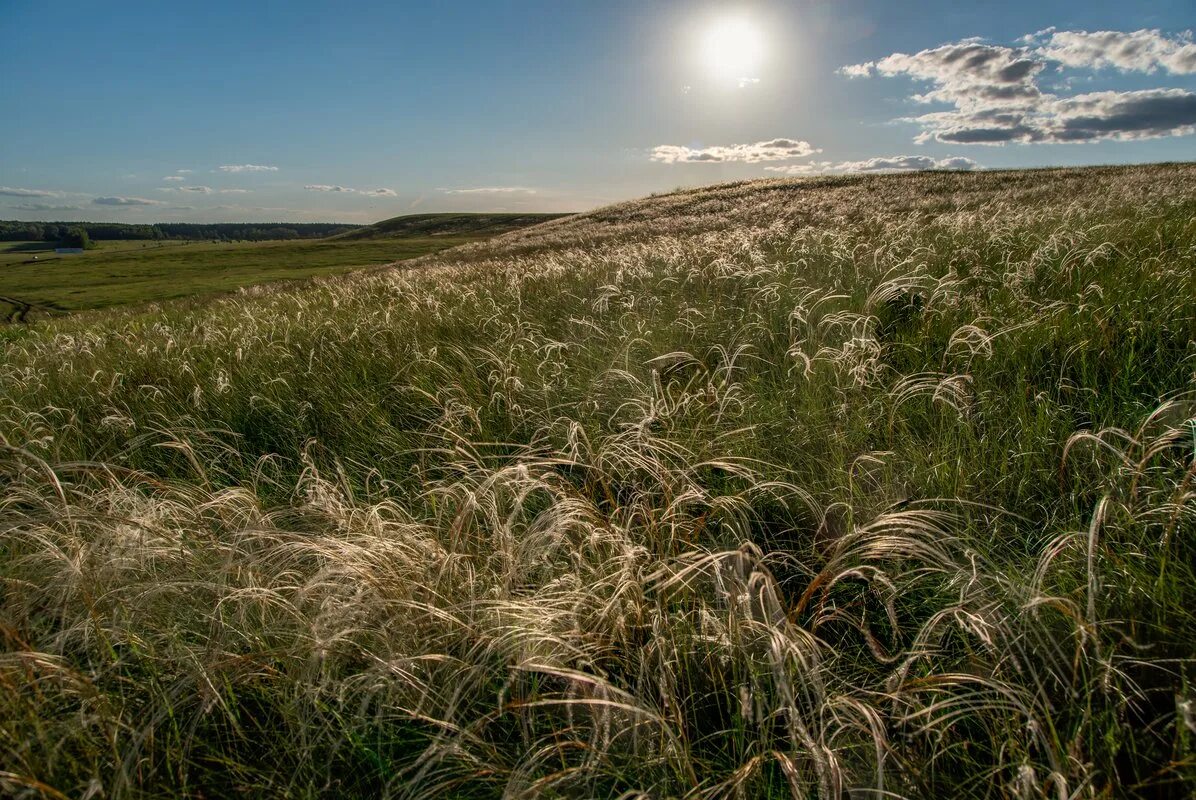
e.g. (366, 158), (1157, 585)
(2, 164), (1194, 798)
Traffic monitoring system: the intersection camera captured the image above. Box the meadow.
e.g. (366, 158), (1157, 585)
(1, 164), (1194, 798)
(0, 213), (562, 316)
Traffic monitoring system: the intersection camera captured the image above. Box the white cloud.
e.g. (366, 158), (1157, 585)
(176, 169), (193, 174)
(931, 156), (982, 170)
(441, 186), (538, 194)
(219, 164), (279, 173)
(360, 188), (398, 197)
(177, 185), (213, 194)
(305, 184), (356, 192)
(837, 63), (874, 79)
(844, 42), (1044, 111)
(1046, 88), (1196, 142)
(163, 175), (186, 182)
(219, 188), (252, 194)
(842, 30), (1196, 145)
(93, 196), (160, 206)
(1029, 28), (1196, 75)
(907, 88), (1196, 145)
(835, 155), (980, 171)
(764, 156), (980, 175)
(762, 162), (835, 175)
(0, 186), (60, 197)
(651, 138), (819, 164)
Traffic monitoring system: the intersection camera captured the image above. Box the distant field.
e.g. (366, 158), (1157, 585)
(0, 215), (562, 316)
(0, 238), (196, 267)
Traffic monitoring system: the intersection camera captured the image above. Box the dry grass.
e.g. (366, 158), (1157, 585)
(2, 164), (1195, 798)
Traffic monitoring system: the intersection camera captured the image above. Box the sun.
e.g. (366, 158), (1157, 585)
(700, 14), (766, 84)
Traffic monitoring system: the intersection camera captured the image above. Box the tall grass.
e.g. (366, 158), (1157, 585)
(2, 164), (1195, 797)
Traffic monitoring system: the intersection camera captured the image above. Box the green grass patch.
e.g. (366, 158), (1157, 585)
(0, 234), (492, 314)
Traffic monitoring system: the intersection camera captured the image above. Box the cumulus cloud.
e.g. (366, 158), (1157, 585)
(931, 156), (983, 170)
(1047, 88), (1196, 141)
(1029, 28), (1196, 74)
(93, 196), (160, 206)
(844, 42), (1044, 110)
(836, 155), (981, 171)
(441, 186), (538, 194)
(219, 164), (278, 173)
(0, 186), (60, 197)
(305, 184), (356, 192)
(842, 29), (1196, 145)
(838, 63), (874, 79)
(910, 109), (1043, 145)
(912, 89), (1196, 144)
(651, 138), (819, 164)
(360, 188), (398, 197)
(764, 156), (980, 175)
(177, 185), (213, 194)
(176, 169), (193, 174)
(163, 176), (185, 182)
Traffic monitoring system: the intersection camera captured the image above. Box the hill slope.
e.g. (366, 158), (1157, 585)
(333, 211), (569, 240)
(2, 164), (1195, 799)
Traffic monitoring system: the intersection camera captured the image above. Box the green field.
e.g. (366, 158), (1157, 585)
(2, 165), (1195, 798)
(0, 235), (491, 316)
(0, 214), (565, 317)
(0, 237), (200, 267)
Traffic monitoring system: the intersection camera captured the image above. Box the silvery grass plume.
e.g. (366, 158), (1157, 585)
(2, 164), (1195, 798)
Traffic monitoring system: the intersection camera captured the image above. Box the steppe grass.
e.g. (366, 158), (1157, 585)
(1, 164), (1194, 798)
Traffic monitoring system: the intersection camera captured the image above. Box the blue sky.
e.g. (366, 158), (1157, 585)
(2, 0), (1194, 223)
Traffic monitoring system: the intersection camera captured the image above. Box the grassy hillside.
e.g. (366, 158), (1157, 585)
(333, 211), (569, 240)
(0, 221), (550, 316)
(1, 164), (1194, 798)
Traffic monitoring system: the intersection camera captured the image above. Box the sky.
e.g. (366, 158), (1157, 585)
(1, 0), (1194, 223)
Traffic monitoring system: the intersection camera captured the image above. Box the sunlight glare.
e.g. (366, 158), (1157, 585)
(700, 14), (766, 85)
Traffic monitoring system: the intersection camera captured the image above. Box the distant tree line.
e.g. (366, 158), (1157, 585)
(0, 220), (362, 243)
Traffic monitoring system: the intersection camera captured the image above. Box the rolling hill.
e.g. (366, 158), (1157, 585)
(2, 164), (1194, 799)
(332, 211), (570, 240)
